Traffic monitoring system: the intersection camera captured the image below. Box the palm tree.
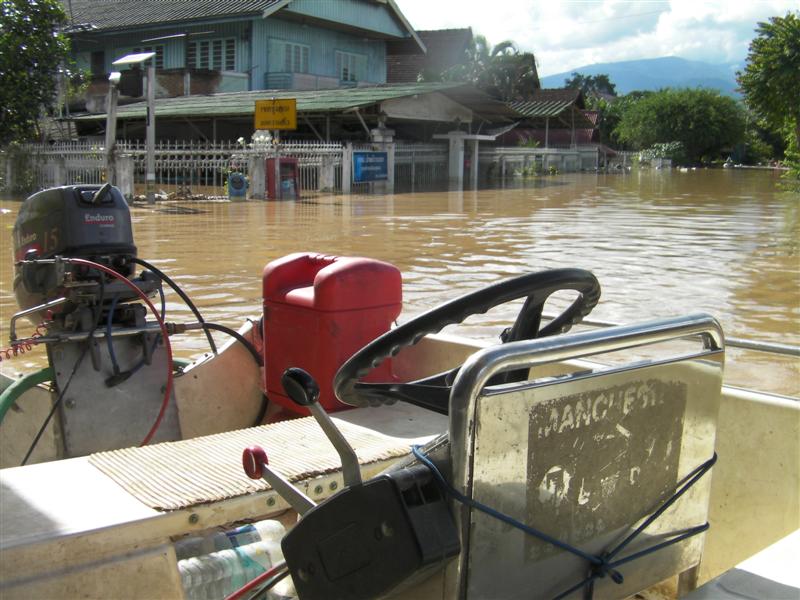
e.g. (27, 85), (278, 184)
(439, 35), (540, 101)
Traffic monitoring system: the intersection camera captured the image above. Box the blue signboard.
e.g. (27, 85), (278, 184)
(353, 151), (388, 183)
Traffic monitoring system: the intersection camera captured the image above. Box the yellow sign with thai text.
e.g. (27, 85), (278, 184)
(254, 98), (297, 130)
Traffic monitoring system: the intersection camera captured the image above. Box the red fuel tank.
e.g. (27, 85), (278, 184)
(262, 253), (402, 414)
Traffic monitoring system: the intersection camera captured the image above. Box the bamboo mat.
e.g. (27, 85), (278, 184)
(89, 416), (413, 511)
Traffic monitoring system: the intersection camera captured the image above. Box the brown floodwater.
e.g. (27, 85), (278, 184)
(1, 169), (798, 395)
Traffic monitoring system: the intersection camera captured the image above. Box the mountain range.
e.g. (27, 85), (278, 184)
(540, 56), (741, 96)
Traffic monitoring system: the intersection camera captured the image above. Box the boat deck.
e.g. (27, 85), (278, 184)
(0, 403), (447, 598)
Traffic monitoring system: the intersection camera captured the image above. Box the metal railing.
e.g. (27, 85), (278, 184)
(557, 313), (800, 358)
(4, 140), (346, 199)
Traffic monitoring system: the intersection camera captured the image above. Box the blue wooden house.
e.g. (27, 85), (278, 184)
(63, 0), (425, 104)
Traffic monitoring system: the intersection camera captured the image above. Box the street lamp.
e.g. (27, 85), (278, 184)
(105, 71), (121, 185)
(112, 51), (156, 204)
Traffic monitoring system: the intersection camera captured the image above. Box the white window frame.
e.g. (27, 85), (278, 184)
(132, 45), (164, 70)
(186, 38), (236, 71)
(335, 50), (366, 82)
(284, 42), (310, 74)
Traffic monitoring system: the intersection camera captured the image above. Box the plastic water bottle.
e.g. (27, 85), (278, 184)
(175, 519), (286, 560)
(176, 520), (287, 599)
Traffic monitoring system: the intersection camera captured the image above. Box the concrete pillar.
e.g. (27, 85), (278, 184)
(370, 127), (395, 195)
(447, 132), (465, 189)
(273, 147), (281, 200)
(342, 142), (352, 194)
(117, 155), (135, 201)
(248, 154), (266, 199)
(319, 155), (335, 192)
(545, 117), (550, 149)
(470, 139), (479, 189)
(410, 149), (416, 193)
(54, 155), (66, 186)
(386, 142), (395, 194)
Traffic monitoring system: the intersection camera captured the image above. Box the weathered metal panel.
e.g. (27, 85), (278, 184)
(72, 23), (252, 74)
(258, 17), (386, 85)
(283, 0), (407, 38)
(465, 357), (722, 599)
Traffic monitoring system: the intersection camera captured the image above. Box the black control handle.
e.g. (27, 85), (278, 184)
(281, 367), (321, 407)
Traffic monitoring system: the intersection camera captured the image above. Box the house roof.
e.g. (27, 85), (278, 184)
(61, 0), (423, 50)
(387, 28), (472, 83)
(507, 89), (594, 128)
(498, 127), (598, 147)
(508, 89), (583, 117)
(73, 82), (516, 123)
(62, 0), (279, 31)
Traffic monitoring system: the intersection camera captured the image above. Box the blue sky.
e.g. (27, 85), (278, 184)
(395, 0), (799, 76)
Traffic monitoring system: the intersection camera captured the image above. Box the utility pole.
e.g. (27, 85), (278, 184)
(146, 58), (156, 204)
(112, 51), (156, 203)
(105, 72), (120, 184)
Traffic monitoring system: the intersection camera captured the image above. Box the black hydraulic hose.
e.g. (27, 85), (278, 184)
(202, 322), (269, 426)
(203, 323), (262, 367)
(131, 257), (218, 355)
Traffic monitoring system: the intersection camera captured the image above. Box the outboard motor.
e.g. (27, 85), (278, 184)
(10, 184), (181, 457)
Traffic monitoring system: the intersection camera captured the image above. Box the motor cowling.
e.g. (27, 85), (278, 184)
(12, 184), (140, 323)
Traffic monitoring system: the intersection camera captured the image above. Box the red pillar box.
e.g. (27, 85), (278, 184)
(262, 253), (402, 414)
(266, 157), (300, 200)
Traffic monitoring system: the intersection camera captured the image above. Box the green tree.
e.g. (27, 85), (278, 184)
(590, 93), (646, 149)
(0, 0), (70, 144)
(737, 12), (800, 186)
(439, 35), (540, 101)
(565, 72), (617, 98)
(614, 88), (746, 163)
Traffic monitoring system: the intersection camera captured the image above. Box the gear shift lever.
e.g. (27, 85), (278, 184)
(281, 367), (362, 487)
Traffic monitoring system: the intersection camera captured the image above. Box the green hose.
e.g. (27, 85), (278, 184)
(0, 367), (54, 426)
(0, 358), (194, 427)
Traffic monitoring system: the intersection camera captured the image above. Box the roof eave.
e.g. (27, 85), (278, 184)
(262, 0), (293, 19)
(385, 0), (426, 54)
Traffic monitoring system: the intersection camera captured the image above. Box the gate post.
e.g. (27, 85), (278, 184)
(117, 154), (135, 201)
(342, 142), (352, 194)
(248, 153), (266, 199)
(386, 142), (395, 194)
(54, 155), (66, 187)
(319, 155), (335, 192)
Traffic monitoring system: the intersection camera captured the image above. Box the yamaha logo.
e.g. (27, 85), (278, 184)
(84, 213), (115, 225)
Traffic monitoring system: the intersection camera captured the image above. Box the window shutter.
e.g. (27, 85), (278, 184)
(269, 39), (286, 72)
(212, 40), (223, 70)
(187, 42), (197, 68)
(199, 41), (209, 69)
(225, 39), (236, 71)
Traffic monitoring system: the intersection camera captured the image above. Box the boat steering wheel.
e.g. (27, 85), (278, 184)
(333, 268), (600, 414)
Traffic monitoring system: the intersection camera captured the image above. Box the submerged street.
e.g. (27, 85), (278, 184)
(1, 169), (797, 395)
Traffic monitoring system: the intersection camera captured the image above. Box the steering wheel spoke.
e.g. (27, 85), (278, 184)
(334, 269), (601, 411)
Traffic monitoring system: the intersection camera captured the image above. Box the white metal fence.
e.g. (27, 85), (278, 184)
(2, 139), (612, 199)
(3, 140), (347, 199)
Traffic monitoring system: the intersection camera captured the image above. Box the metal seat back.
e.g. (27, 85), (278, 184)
(446, 314), (725, 599)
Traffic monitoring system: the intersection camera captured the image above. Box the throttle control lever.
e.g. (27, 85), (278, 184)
(240, 367), (460, 600)
(242, 445), (316, 516)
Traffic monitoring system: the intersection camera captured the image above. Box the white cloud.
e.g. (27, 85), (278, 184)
(395, 0), (798, 75)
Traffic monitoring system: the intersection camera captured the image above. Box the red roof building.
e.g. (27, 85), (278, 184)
(386, 28), (473, 83)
